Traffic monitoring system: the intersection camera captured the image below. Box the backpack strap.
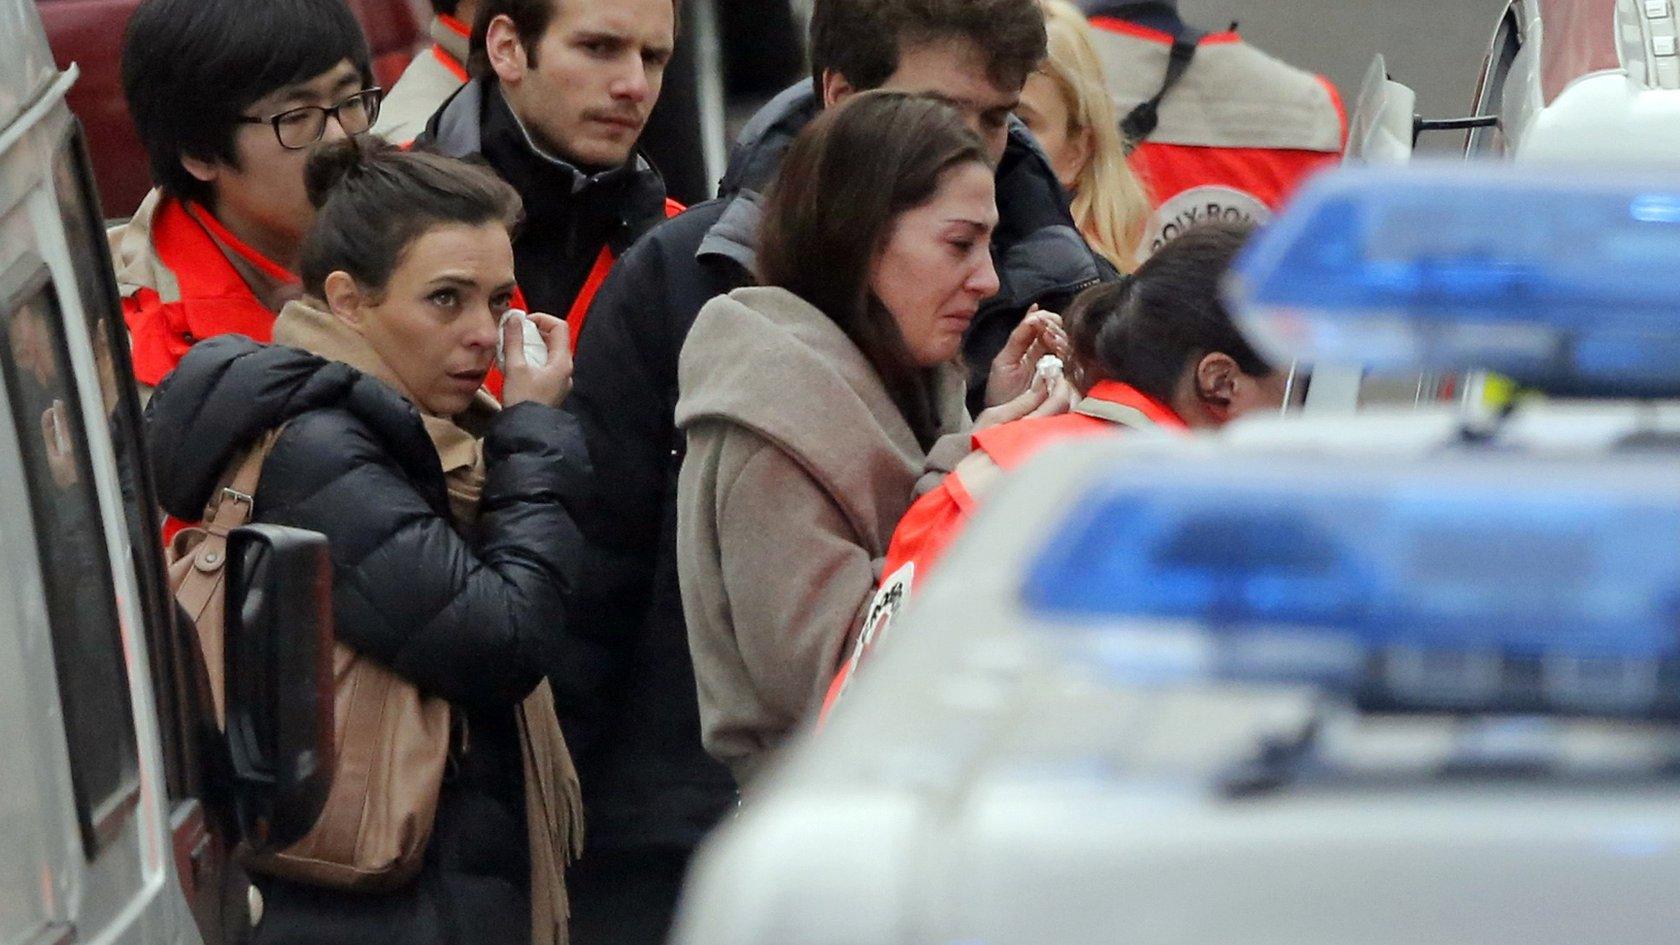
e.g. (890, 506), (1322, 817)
(1120, 35), (1199, 151)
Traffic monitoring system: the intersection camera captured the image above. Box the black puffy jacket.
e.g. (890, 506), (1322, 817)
(146, 336), (589, 945)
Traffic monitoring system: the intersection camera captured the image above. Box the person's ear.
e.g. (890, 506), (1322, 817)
(821, 70), (857, 109)
(179, 153), (219, 185)
(485, 14), (529, 86)
(323, 271), (368, 329)
(1196, 352), (1239, 419)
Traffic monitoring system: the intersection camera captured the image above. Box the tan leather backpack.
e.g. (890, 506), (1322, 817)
(168, 431), (451, 891)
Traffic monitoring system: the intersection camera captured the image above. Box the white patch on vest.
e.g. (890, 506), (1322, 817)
(1144, 185), (1273, 259)
(829, 562), (914, 712)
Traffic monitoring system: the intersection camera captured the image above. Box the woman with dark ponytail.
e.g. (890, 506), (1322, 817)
(145, 136), (585, 944)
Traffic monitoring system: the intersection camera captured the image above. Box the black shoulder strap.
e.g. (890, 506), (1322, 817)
(1120, 35), (1199, 151)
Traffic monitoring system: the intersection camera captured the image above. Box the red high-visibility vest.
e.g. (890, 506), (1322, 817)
(1089, 18), (1346, 260)
(122, 196), (293, 388)
(820, 382), (1188, 717)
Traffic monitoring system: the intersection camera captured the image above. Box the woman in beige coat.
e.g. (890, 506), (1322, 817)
(675, 92), (1071, 784)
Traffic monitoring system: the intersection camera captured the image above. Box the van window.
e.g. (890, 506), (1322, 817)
(50, 122), (202, 803)
(0, 257), (140, 856)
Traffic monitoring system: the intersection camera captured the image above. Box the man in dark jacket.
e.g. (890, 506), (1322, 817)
(415, 0), (680, 333)
(558, 1), (1116, 942)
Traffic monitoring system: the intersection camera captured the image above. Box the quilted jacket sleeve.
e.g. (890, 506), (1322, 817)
(258, 401), (587, 712)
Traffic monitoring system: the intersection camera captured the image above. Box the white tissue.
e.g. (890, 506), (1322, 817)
(496, 309), (548, 370)
(1035, 353), (1064, 384)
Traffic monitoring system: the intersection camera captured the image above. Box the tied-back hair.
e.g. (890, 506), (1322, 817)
(758, 90), (992, 447)
(1065, 221), (1269, 404)
(1037, 0), (1151, 270)
(299, 137), (523, 300)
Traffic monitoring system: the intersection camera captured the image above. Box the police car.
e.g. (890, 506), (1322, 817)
(669, 164), (1680, 945)
(0, 5), (335, 944)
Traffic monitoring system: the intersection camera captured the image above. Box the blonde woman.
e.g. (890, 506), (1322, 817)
(1016, 0), (1152, 269)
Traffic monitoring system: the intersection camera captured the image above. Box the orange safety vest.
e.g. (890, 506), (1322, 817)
(122, 196), (294, 388)
(820, 381), (1187, 718)
(1089, 17), (1346, 258)
(887, 380), (1186, 583)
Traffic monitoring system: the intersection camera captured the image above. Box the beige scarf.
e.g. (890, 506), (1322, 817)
(273, 298), (584, 945)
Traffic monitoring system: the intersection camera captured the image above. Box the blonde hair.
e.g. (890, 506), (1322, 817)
(1036, 0), (1152, 270)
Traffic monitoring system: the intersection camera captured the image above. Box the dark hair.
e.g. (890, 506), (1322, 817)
(468, 0), (680, 76)
(759, 91), (991, 445)
(121, 0), (373, 208)
(432, 0), (460, 14)
(299, 138), (523, 300)
(1066, 222), (1270, 404)
(809, 0), (1047, 99)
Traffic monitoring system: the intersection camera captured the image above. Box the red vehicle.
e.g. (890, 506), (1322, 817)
(35, 0), (423, 218)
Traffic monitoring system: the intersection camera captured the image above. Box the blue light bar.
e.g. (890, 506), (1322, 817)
(1225, 164), (1680, 396)
(1022, 466), (1680, 716)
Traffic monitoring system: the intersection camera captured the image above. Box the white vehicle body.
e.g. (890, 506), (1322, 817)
(0, 3), (255, 943)
(673, 405), (1680, 945)
(1351, 0), (1680, 168)
(671, 155), (1680, 945)
(1470, 0), (1680, 166)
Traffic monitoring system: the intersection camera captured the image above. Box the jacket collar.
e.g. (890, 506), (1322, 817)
(696, 82), (820, 277)
(675, 286), (968, 550)
(425, 78), (665, 237)
(430, 78), (649, 190)
(116, 191), (289, 385)
(116, 189), (296, 306)
(145, 334), (449, 523)
(185, 202), (300, 312)
(1077, 380), (1188, 430)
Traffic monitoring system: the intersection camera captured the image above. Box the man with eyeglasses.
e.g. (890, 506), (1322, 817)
(414, 0), (681, 353)
(110, 0), (380, 397)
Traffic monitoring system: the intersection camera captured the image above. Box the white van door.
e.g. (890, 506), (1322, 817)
(0, 66), (198, 945)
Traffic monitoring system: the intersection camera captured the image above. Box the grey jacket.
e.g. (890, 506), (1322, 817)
(674, 287), (970, 784)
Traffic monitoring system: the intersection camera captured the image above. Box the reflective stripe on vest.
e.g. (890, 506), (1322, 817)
(431, 42), (468, 83)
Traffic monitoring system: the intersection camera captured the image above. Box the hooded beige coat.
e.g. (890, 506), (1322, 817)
(675, 287), (972, 784)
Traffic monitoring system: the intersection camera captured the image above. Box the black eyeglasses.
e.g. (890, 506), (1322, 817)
(235, 87), (384, 151)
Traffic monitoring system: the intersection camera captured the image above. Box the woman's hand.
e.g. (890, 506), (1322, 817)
(985, 306), (1070, 407)
(500, 312), (573, 408)
(973, 369), (1074, 433)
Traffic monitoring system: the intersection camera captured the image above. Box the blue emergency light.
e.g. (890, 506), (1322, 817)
(1022, 463), (1680, 717)
(1226, 164), (1680, 396)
